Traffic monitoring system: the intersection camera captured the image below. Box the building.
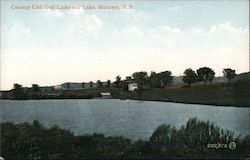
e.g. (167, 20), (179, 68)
(39, 86), (53, 91)
(128, 83), (138, 91)
(52, 81), (112, 90)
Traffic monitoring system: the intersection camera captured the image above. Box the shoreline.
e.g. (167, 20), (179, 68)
(133, 99), (250, 108)
(1, 80), (249, 108)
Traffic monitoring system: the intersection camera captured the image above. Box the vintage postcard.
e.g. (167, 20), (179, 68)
(0, 0), (249, 159)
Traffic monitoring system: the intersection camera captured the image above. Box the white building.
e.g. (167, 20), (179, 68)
(54, 85), (63, 90)
(128, 83), (138, 91)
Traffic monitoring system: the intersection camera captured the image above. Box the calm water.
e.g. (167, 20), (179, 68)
(0, 99), (249, 140)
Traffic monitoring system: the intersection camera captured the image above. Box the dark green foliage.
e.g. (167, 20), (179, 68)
(146, 118), (246, 159)
(97, 80), (103, 88)
(1, 118), (249, 159)
(197, 67), (215, 86)
(106, 80), (111, 87)
(32, 84), (40, 91)
(149, 71), (161, 88)
(1, 121), (76, 160)
(149, 71), (173, 88)
(132, 71), (148, 88)
(159, 71), (173, 87)
(126, 76), (132, 81)
(115, 75), (121, 89)
(223, 68), (236, 86)
(182, 68), (197, 86)
(81, 82), (85, 88)
(75, 134), (134, 159)
(89, 81), (93, 88)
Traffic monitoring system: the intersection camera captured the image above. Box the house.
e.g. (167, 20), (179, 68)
(128, 83), (138, 91)
(100, 92), (112, 99)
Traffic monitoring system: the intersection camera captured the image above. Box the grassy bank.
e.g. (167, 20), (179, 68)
(114, 81), (250, 107)
(2, 80), (249, 107)
(1, 118), (249, 159)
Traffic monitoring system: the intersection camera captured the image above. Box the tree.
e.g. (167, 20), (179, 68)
(126, 76), (132, 81)
(89, 81), (93, 88)
(159, 71), (173, 87)
(149, 71), (161, 88)
(106, 80), (111, 88)
(32, 84), (40, 91)
(182, 68), (197, 87)
(132, 71), (148, 88)
(223, 68), (236, 86)
(115, 76), (121, 88)
(196, 67), (215, 86)
(97, 80), (103, 88)
(82, 82), (85, 89)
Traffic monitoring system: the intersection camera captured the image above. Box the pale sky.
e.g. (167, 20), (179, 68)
(0, 0), (249, 90)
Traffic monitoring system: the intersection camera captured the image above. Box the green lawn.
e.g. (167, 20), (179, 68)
(114, 81), (250, 107)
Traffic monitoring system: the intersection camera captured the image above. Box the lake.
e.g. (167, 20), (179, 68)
(0, 99), (249, 140)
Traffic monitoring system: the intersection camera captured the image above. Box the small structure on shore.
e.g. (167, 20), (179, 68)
(128, 83), (138, 91)
(100, 92), (112, 99)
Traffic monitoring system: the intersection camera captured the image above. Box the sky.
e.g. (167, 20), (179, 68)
(0, 0), (249, 90)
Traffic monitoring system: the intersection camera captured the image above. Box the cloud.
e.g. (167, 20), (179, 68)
(71, 8), (85, 17)
(2, 23), (37, 50)
(167, 6), (183, 14)
(1, 19), (248, 90)
(121, 27), (144, 39)
(105, 22), (248, 76)
(2, 11), (104, 55)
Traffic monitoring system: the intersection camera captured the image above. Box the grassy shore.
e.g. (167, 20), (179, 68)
(112, 80), (250, 107)
(1, 79), (249, 107)
(129, 85), (249, 107)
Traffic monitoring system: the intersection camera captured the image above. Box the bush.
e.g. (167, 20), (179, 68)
(147, 118), (242, 159)
(0, 118), (249, 159)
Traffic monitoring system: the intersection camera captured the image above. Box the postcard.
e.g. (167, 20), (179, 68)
(0, 0), (249, 159)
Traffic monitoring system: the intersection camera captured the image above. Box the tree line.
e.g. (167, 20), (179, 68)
(63, 67), (236, 90)
(11, 67), (236, 99)
(113, 67), (236, 90)
(183, 67), (236, 87)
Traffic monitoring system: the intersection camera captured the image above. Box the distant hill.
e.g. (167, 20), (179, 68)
(213, 72), (250, 83)
(232, 72), (250, 82)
